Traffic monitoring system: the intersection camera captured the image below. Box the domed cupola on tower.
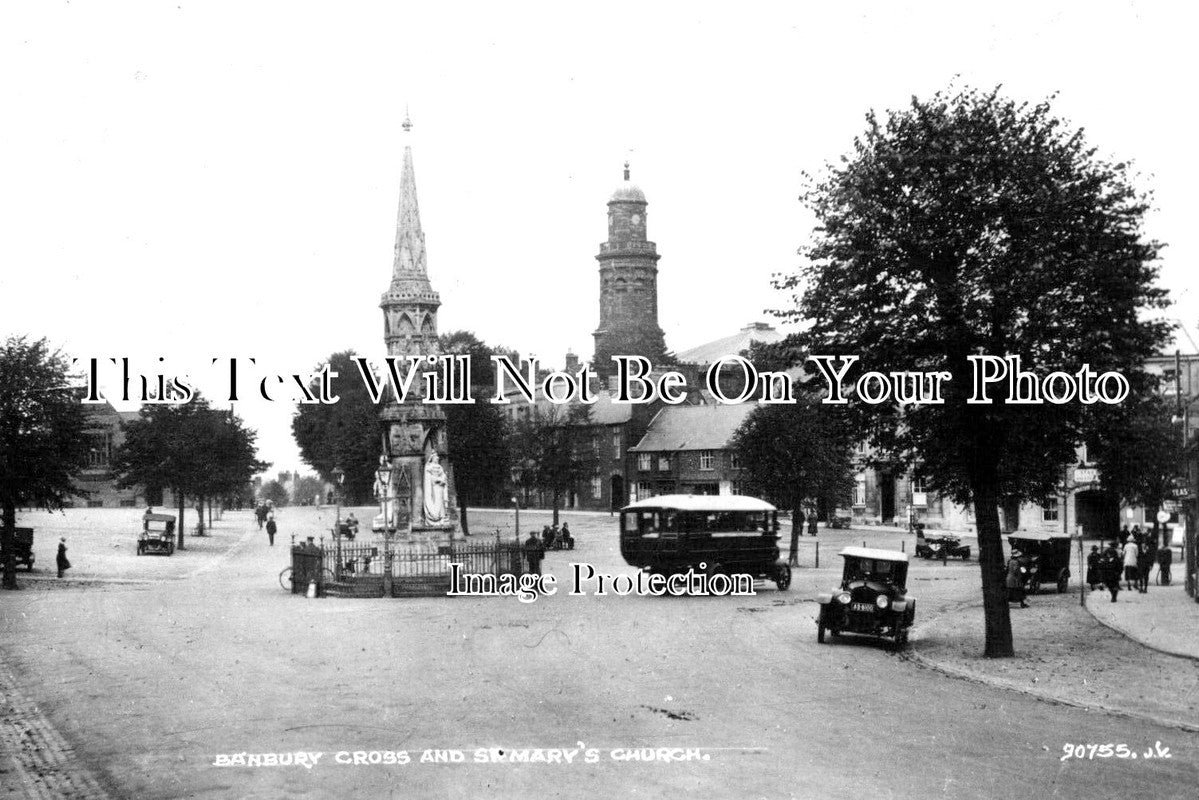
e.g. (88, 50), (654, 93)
(593, 162), (669, 376)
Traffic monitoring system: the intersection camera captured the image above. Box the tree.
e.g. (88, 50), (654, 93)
(292, 474), (325, 506)
(0, 337), (91, 590)
(260, 479), (290, 507)
(779, 86), (1169, 657)
(440, 331), (512, 534)
(291, 351), (381, 503)
(191, 408), (270, 530)
(731, 393), (856, 565)
(1089, 382), (1184, 543)
(507, 403), (589, 525)
(114, 395), (267, 547)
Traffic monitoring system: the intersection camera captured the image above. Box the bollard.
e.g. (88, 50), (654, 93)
(901, 541), (905, 553)
(863, 541), (867, 548)
(306, 580), (317, 599)
(815, 541), (819, 568)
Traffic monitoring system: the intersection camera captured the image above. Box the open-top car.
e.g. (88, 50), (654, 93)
(138, 513), (177, 556)
(816, 547), (914, 649)
(914, 526), (971, 560)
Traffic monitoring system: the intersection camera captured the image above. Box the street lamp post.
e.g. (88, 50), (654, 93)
(332, 466), (345, 581)
(377, 463), (394, 597)
(512, 496), (520, 545)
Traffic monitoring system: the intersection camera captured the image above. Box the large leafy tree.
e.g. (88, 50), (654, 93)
(507, 403), (589, 525)
(191, 408), (270, 530)
(779, 86), (1169, 657)
(291, 351), (381, 504)
(731, 392), (856, 565)
(1089, 381), (1184, 542)
(0, 337), (91, 589)
(114, 395), (267, 547)
(441, 330), (511, 534)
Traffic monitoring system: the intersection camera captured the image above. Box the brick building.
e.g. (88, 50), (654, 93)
(627, 404), (755, 500)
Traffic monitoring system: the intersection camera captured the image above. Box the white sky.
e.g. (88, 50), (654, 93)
(2, 1), (1196, 475)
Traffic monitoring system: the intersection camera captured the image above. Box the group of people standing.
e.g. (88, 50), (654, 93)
(522, 523), (573, 575)
(1086, 525), (1172, 603)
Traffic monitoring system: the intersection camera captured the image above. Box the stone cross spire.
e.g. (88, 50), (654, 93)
(391, 113), (428, 279)
(376, 112), (456, 538)
(381, 113), (441, 359)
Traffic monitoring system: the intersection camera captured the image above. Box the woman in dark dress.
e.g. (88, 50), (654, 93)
(1086, 545), (1101, 590)
(56, 537), (71, 578)
(1099, 544), (1122, 602)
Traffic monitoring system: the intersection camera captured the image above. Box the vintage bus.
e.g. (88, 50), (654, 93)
(619, 494), (791, 590)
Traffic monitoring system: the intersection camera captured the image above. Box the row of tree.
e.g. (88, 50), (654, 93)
(0, 335), (270, 589)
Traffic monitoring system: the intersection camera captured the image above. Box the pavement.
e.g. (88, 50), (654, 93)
(3, 509), (1199, 799)
(1084, 575), (1199, 661)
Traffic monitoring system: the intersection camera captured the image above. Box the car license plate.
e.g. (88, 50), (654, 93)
(851, 603), (874, 613)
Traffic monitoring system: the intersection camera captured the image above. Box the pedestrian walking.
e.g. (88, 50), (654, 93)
(1005, 554), (1028, 608)
(524, 530), (545, 575)
(807, 512), (818, 537)
(266, 514), (277, 546)
(1086, 545), (1101, 591)
(1157, 545), (1174, 585)
(1121, 538), (1140, 592)
(1138, 537), (1156, 593)
(1100, 544), (1122, 602)
(56, 537), (71, 578)
(255, 503), (267, 530)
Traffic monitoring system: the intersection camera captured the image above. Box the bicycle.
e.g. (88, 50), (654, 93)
(279, 566), (335, 593)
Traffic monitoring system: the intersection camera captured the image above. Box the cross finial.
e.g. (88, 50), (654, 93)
(402, 105), (412, 133)
(623, 160), (630, 181)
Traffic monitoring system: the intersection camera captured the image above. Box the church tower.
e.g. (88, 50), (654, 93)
(592, 163), (668, 375)
(378, 113), (456, 538)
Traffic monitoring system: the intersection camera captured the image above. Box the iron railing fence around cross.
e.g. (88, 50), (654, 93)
(325, 535), (526, 597)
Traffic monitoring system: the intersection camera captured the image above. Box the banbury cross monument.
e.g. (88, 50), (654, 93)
(374, 113), (459, 541)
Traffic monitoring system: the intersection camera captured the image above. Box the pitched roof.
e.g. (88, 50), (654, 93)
(676, 322), (784, 366)
(629, 403), (755, 452)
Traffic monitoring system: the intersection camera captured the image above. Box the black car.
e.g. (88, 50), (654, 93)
(816, 547), (914, 649)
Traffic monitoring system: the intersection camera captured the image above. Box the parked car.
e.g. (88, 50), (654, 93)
(816, 547), (914, 649)
(914, 527), (971, 560)
(0, 527), (35, 571)
(138, 514), (177, 556)
(1006, 531), (1073, 593)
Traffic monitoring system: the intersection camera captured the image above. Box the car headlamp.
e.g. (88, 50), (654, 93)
(875, 595), (890, 609)
(836, 592), (851, 604)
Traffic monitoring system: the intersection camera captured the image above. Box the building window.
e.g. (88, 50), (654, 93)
(911, 475), (925, 494)
(612, 431), (621, 458)
(638, 453), (652, 471)
(591, 475), (602, 499)
(592, 435), (599, 456)
(731, 481), (743, 496)
(730, 452), (741, 469)
(855, 473), (867, 506)
(699, 450), (715, 471)
(637, 482), (653, 500)
(658, 455), (671, 472)
(1042, 499), (1059, 522)
(87, 432), (111, 468)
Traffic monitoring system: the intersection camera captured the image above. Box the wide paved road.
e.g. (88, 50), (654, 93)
(2, 509), (1196, 799)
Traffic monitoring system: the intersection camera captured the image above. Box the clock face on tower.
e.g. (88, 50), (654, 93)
(631, 214), (642, 226)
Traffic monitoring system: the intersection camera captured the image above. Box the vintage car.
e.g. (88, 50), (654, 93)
(914, 526), (971, 560)
(619, 495), (791, 590)
(0, 527), (35, 571)
(138, 513), (177, 556)
(1007, 531), (1073, 593)
(816, 547), (914, 649)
